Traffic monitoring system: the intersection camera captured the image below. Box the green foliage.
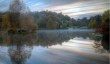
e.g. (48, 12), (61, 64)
(0, 10), (109, 30)
(32, 11), (76, 29)
(46, 17), (57, 29)
(102, 10), (109, 24)
(88, 19), (96, 28)
(88, 10), (109, 29)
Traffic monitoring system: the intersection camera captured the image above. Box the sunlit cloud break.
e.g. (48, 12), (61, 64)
(0, 0), (109, 19)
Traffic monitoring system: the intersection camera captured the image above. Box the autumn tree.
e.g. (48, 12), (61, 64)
(7, 0), (37, 33)
(2, 14), (11, 30)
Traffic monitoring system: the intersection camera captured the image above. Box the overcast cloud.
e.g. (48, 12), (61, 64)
(0, 0), (109, 19)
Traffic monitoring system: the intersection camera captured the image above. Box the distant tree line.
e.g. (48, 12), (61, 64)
(32, 10), (109, 30)
(32, 11), (94, 29)
(0, 10), (109, 30)
(32, 11), (74, 29)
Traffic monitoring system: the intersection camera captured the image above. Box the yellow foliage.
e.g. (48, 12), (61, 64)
(2, 14), (11, 30)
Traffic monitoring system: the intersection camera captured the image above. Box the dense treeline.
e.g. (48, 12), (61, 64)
(32, 11), (74, 29)
(32, 11), (95, 29)
(32, 10), (109, 29)
(0, 0), (108, 31)
(0, 10), (109, 30)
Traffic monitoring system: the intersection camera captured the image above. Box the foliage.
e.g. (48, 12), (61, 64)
(95, 10), (109, 33)
(0, 0), (38, 32)
(88, 19), (96, 28)
(102, 10), (109, 24)
(0, 10), (109, 30)
(46, 17), (57, 29)
(32, 11), (77, 29)
(1, 14), (11, 30)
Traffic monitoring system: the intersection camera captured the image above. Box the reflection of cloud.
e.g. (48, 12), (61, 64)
(0, 0), (109, 19)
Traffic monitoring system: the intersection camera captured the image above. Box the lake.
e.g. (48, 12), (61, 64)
(0, 30), (109, 64)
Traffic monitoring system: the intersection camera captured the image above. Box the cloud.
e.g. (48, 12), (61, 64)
(24, 0), (109, 19)
(0, 0), (109, 19)
(43, 0), (109, 19)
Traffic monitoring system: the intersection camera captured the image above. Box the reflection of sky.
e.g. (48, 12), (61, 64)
(0, 0), (109, 19)
(0, 37), (108, 64)
(49, 37), (95, 53)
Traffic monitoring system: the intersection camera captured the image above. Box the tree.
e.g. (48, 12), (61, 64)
(2, 14), (11, 30)
(102, 10), (109, 24)
(88, 19), (96, 28)
(46, 17), (57, 29)
(8, 0), (37, 32)
(101, 10), (109, 51)
(32, 11), (75, 29)
(0, 13), (3, 30)
(98, 10), (109, 33)
(94, 15), (102, 25)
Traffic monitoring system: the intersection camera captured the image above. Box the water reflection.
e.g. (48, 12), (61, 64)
(36, 31), (93, 46)
(0, 31), (108, 64)
(0, 33), (36, 64)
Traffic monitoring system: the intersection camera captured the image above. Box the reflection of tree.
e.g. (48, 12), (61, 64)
(93, 41), (107, 53)
(0, 31), (107, 63)
(0, 31), (90, 47)
(93, 34), (109, 53)
(0, 33), (36, 64)
(9, 47), (31, 64)
(96, 10), (109, 51)
(36, 31), (92, 47)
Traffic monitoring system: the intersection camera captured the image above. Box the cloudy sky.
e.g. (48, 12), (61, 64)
(0, 0), (109, 19)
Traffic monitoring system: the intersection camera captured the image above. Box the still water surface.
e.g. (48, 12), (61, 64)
(0, 30), (109, 64)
